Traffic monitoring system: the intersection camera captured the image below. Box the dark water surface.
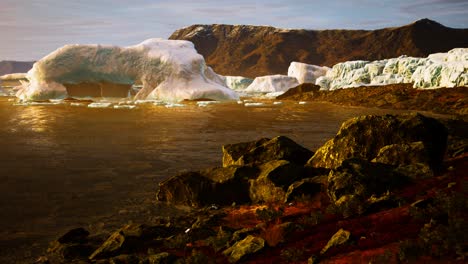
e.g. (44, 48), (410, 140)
(0, 97), (434, 262)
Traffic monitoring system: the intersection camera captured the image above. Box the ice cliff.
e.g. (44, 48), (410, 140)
(317, 48), (468, 90)
(16, 38), (239, 101)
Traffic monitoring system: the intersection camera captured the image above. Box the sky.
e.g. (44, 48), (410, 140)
(1, 0), (467, 61)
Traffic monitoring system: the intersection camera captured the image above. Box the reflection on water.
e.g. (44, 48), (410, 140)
(0, 97), (446, 263)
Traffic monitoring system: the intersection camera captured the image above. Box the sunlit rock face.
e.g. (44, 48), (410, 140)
(317, 48), (468, 90)
(16, 38), (239, 102)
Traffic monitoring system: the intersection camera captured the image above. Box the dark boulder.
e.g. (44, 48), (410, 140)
(307, 113), (448, 170)
(276, 83), (321, 100)
(157, 166), (258, 207)
(372, 141), (433, 178)
(327, 158), (410, 213)
(284, 177), (324, 203)
(89, 224), (180, 260)
(222, 136), (313, 167)
(249, 160), (305, 203)
(223, 235), (265, 263)
(58, 228), (90, 244)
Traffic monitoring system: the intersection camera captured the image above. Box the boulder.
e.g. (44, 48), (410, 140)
(57, 228), (90, 244)
(223, 235), (265, 263)
(223, 136), (313, 167)
(327, 158), (409, 205)
(109, 254), (140, 264)
(307, 113), (448, 170)
(249, 160), (304, 203)
(276, 83), (321, 100)
(142, 252), (178, 264)
(372, 141), (433, 178)
(89, 224), (178, 260)
(320, 229), (351, 255)
(284, 177), (324, 203)
(157, 166), (258, 207)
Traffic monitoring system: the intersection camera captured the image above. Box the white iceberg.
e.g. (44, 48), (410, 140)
(16, 38), (239, 102)
(114, 105), (136, 109)
(316, 48), (468, 90)
(245, 75), (299, 93)
(288, 62), (330, 84)
(88, 102), (112, 108)
(223, 76), (254, 90)
(244, 102), (266, 107)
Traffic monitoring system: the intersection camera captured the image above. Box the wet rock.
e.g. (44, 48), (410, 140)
(372, 141), (430, 166)
(157, 166), (258, 207)
(222, 136), (313, 167)
(89, 224), (178, 260)
(320, 229), (351, 255)
(284, 177), (324, 203)
(327, 158), (409, 206)
(58, 228), (90, 244)
(307, 113), (448, 170)
(109, 254), (140, 264)
(276, 83), (321, 100)
(223, 235), (265, 263)
(142, 252), (178, 264)
(249, 160), (304, 203)
(222, 138), (270, 166)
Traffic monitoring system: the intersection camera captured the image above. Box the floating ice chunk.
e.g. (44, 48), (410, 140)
(245, 75), (299, 93)
(114, 105), (136, 109)
(8, 98), (16, 102)
(196, 101), (220, 106)
(273, 101), (283, 105)
(88, 102), (112, 108)
(288, 62), (330, 84)
(237, 100), (244, 104)
(298, 101), (307, 105)
(153, 101), (166, 106)
(70, 102), (85, 106)
(244, 102), (265, 107)
(135, 99), (163, 105)
(165, 103), (185, 108)
(263, 91), (286, 98)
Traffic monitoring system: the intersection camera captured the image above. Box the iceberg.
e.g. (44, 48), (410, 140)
(316, 48), (468, 90)
(245, 75), (299, 93)
(222, 76), (254, 90)
(0, 73), (28, 81)
(288, 62), (330, 84)
(16, 38), (239, 102)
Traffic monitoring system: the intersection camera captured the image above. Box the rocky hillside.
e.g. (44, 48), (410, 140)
(170, 19), (468, 78)
(0, 61), (34, 76)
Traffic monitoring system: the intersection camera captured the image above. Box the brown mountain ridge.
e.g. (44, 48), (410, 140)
(169, 19), (468, 78)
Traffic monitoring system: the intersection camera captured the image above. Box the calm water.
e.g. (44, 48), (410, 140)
(0, 96), (433, 262)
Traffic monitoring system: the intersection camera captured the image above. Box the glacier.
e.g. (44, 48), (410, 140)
(317, 48), (468, 90)
(15, 38), (239, 102)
